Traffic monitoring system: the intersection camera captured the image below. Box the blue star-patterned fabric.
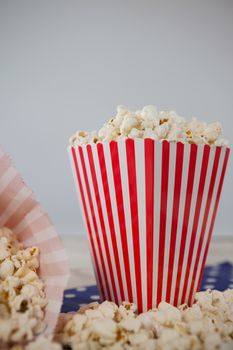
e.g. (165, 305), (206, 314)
(61, 262), (233, 313)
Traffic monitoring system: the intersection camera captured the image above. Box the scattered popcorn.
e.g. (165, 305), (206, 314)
(2, 227), (232, 349)
(120, 318), (141, 333)
(69, 105), (229, 146)
(8, 335), (62, 350)
(56, 289), (233, 350)
(0, 258), (14, 279)
(0, 227), (47, 347)
(24, 335), (62, 350)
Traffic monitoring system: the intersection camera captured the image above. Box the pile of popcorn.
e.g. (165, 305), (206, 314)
(57, 289), (233, 350)
(9, 335), (62, 350)
(0, 227), (48, 348)
(69, 105), (229, 146)
(1, 227), (233, 350)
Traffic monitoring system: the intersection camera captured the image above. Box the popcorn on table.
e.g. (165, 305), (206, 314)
(69, 105), (229, 146)
(1, 227), (233, 349)
(57, 289), (233, 350)
(0, 227), (47, 346)
(9, 335), (62, 350)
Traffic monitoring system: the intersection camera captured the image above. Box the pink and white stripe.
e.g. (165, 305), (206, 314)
(69, 139), (230, 312)
(0, 147), (70, 331)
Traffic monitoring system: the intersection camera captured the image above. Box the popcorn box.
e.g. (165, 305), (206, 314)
(68, 139), (230, 312)
(0, 147), (69, 331)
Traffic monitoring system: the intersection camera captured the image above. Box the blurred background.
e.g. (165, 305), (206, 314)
(0, 0), (233, 237)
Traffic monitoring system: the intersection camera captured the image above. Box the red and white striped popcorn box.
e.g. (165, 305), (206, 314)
(68, 139), (230, 312)
(0, 147), (70, 331)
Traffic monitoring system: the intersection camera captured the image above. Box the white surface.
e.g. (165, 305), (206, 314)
(0, 0), (233, 237)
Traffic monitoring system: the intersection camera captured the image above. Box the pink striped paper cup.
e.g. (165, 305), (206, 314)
(0, 147), (70, 332)
(68, 139), (230, 312)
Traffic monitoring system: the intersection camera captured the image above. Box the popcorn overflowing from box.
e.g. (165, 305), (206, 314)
(69, 105), (229, 146)
(68, 105), (230, 312)
(66, 104), (232, 348)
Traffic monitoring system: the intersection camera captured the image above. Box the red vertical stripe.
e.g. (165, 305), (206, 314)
(166, 142), (184, 302)
(181, 145), (210, 303)
(97, 143), (125, 302)
(125, 139), (143, 312)
(145, 139), (155, 310)
(196, 147), (230, 292)
(71, 147), (105, 299)
(86, 145), (119, 304)
(174, 144), (198, 306)
(157, 141), (170, 305)
(110, 141), (133, 302)
(78, 146), (111, 300)
(188, 147), (221, 304)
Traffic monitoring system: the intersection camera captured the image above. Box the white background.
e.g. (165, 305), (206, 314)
(0, 0), (233, 237)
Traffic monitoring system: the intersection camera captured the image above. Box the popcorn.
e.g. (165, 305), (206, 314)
(120, 318), (141, 332)
(69, 130), (99, 145)
(120, 112), (140, 136)
(0, 258), (14, 279)
(166, 124), (184, 141)
(157, 301), (181, 324)
(0, 227), (47, 347)
(8, 335), (62, 350)
(92, 318), (117, 344)
(98, 301), (118, 319)
(69, 105), (228, 147)
(2, 229), (232, 349)
(141, 105), (159, 129)
(154, 121), (171, 139)
(127, 330), (150, 345)
(203, 332), (222, 349)
(99, 123), (120, 141)
(143, 128), (158, 140)
(58, 289), (233, 350)
(187, 319), (203, 335)
(128, 128), (143, 139)
(24, 335), (62, 350)
(10, 315), (38, 342)
(202, 122), (222, 143)
(214, 138), (229, 147)
(194, 289), (215, 311)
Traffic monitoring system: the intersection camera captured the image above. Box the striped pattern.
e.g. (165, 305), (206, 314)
(0, 148), (69, 331)
(69, 140), (230, 312)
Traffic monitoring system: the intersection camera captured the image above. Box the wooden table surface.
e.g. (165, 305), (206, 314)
(62, 236), (233, 289)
